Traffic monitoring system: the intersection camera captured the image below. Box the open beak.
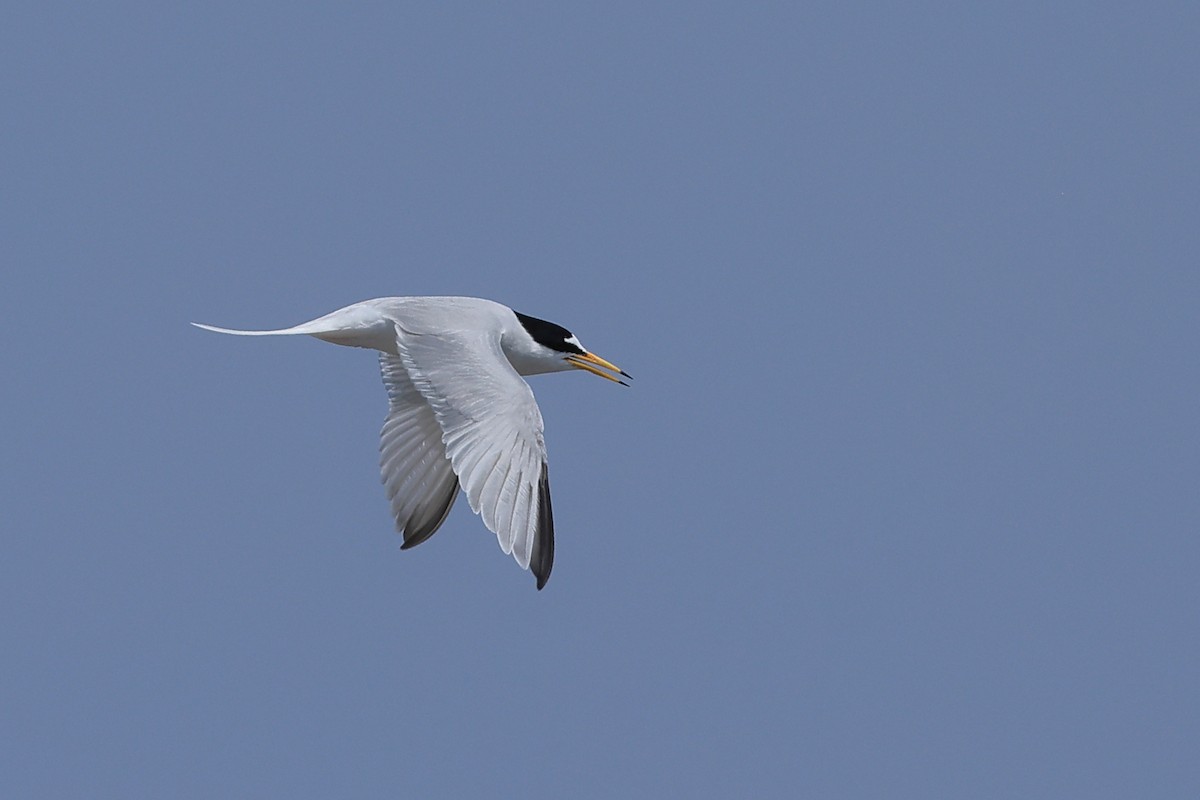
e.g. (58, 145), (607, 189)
(566, 352), (631, 386)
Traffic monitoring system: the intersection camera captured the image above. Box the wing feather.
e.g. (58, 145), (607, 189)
(397, 328), (554, 588)
(377, 353), (459, 549)
(531, 467), (554, 590)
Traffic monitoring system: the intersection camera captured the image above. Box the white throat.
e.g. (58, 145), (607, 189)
(501, 327), (576, 376)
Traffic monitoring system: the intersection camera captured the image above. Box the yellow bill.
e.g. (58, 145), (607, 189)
(566, 352), (630, 385)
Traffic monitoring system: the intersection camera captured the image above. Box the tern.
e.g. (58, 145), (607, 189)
(194, 297), (628, 589)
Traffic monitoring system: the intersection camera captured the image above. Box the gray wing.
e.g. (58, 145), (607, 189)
(396, 328), (554, 589)
(378, 353), (460, 549)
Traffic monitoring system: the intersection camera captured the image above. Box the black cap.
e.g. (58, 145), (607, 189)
(514, 311), (585, 355)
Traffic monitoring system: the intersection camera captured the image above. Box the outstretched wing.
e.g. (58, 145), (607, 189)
(378, 353), (461, 549)
(397, 328), (554, 589)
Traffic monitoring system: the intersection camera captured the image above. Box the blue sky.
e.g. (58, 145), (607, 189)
(3, 3), (1197, 797)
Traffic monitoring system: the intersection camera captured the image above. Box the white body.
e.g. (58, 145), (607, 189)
(194, 297), (583, 588)
(200, 296), (578, 374)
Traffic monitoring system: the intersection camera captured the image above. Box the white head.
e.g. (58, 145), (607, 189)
(505, 310), (629, 384)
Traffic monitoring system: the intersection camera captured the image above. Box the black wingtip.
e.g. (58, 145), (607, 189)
(399, 519), (443, 550)
(531, 463), (555, 590)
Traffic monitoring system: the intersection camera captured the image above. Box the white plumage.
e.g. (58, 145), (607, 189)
(194, 296), (628, 589)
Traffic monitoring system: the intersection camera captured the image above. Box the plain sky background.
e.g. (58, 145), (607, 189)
(2, 3), (1197, 797)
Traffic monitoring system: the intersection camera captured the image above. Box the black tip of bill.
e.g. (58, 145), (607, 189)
(568, 353), (632, 387)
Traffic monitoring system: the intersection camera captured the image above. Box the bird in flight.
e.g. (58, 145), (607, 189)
(194, 297), (628, 590)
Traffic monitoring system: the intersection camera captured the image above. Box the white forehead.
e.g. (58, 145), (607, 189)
(564, 335), (584, 350)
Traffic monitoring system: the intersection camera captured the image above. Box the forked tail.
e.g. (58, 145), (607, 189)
(192, 300), (399, 352)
